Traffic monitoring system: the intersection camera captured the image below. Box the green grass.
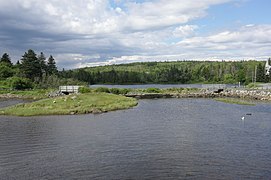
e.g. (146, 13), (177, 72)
(0, 89), (53, 99)
(0, 93), (137, 116)
(214, 98), (256, 106)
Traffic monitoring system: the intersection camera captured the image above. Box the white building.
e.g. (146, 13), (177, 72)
(265, 58), (271, 76)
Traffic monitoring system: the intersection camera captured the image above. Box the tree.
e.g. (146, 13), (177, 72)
(20, 49), (41, 80)
(47, 55), (58, 75)
(0, 64), (14, 78)
(8, 77), (33, 90)
(37, 52), (47, 76)
(0, 53), (12, 67)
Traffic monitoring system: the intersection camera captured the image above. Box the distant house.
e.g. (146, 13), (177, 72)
(59, 86), (82, 94)
(265, 58), (271, 76)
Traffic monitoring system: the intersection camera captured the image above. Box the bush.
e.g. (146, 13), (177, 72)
(109, 88), (130, 95)
(0, 64), (14, 78)
(246, 83), (259, 89)
(95, 87), (110, 93)
(79, 86), (92, 93)
(8, 77), (33, 90)
(109, 88), (120, 94)
(144, 87), (161, 93)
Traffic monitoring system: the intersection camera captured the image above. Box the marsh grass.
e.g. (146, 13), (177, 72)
(214, 98), (256, 106)
(0, 89), (52, 99)
(0, 93), (137, 116)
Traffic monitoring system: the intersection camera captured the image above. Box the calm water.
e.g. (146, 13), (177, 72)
(90, 84), (239, 89)
(0, 99), (271, 179)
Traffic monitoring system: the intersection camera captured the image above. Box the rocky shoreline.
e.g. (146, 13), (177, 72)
(125, 89), (271, 101)
(1, 89), (271, 102)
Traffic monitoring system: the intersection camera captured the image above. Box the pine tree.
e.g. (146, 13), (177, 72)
(20, 49), (41, 80)
(0, 53), (13, 67)
(37, 52), (47, 76)
(47, 55), (58, 75)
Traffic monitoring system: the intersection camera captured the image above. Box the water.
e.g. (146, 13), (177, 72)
(0, 99), (271, 179)
(0, 98), (30, 108)
(90, 84), (239, 89)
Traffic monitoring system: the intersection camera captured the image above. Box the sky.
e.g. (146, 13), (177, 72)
(0, 0), (271, 69)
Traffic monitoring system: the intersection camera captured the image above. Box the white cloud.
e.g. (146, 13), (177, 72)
(1, 0), (271, 69)
(173, 25), (199, 38)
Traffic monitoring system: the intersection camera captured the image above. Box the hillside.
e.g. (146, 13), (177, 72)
(60, 60), (270, 85)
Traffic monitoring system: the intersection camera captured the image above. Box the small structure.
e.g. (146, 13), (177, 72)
(265, 58), (271, 76)
(59, 86), (82, 94)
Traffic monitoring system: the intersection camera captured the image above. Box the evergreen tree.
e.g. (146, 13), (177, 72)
(256, 63), (265, 82)
(47, 55), (58, 75)
(37, 52), (47, 76)
(20, 49), (41, 80)
(0, 53), (13, 67)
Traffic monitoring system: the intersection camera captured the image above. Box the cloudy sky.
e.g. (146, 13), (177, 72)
(0, 0), (271, 69)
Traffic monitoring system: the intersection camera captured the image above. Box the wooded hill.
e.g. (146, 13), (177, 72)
(61, 60), (271, 85)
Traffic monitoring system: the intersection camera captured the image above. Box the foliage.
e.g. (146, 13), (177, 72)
(20, 49), (41, 80)
(144, 87), (162, 93)
(95, 87), (110, 93)
(246, 83), (260, 89)
(109, 88), (130, 95)
(8, 77), (33, 90)
(0, 53), (13, 67)
(60, 60), (271, 85)
(47, 55), (58, 75)
(79, 86), (92, 93)
(0, 63), (14, 78)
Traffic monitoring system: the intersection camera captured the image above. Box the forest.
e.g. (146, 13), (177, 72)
(1, 50), (271, 90)
(61, 60), (271, 85)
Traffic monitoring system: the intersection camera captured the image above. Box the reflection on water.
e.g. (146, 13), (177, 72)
(0, 99), (271, 179)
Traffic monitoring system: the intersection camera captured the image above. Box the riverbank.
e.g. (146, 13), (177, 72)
(0, 93), (137, 116)
(1, 87), (270, 116)
(125, 89), (271, 101)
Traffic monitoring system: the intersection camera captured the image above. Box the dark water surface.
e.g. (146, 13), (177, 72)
(90, 83), (238, 89)
(0, 99), (271, 179)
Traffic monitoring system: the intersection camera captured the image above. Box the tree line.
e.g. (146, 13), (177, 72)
(0, 50), (58, 89)
(61, 60), (271, 85)
(2, 51), (271, 89)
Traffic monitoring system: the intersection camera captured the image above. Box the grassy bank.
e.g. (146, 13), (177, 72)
(214, 98), (256, 106)
(0, 93), (137, 116)
(0, 89), (53, 99)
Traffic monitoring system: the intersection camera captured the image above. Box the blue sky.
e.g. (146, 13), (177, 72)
(0, 0), (271, 69)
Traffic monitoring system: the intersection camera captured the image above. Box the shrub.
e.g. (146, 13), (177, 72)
(144, 87), (161, 93)
(8, 77), (33, 90)
(95, 87), (110, 93)
(79, 86), (92, 93)
(109, 88), (120, 94)
(109, 88), (130, 95)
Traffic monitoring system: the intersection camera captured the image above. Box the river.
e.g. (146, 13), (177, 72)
(90, 83), (240, 89)
(0, 98), (271, 179)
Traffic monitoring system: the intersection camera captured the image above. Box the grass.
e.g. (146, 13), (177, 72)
(214, 98), (256, 106)
(0, 89), (53, 99)
(0, 93), (138, 116)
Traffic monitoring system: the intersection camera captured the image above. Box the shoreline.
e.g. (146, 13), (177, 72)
(125, 89), (271, 101)
(1, 88), (270, 116)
